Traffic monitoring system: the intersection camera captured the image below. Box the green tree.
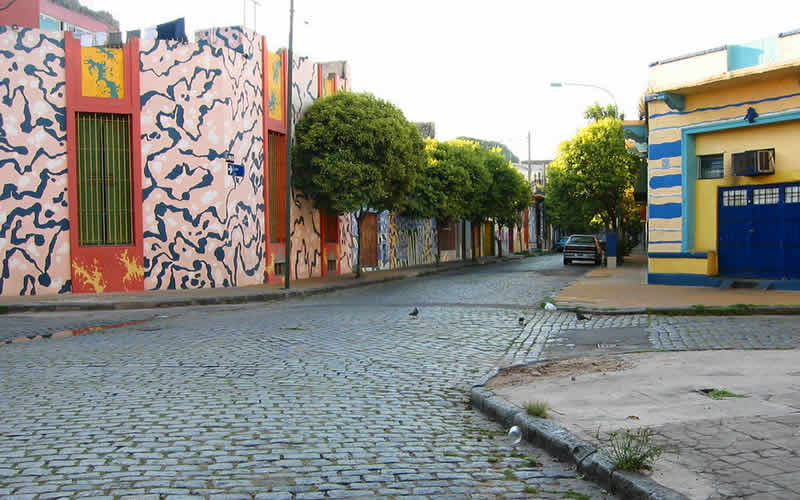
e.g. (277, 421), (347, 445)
(293, 91), (426, 276)
(547, 118), (639, 236)
(544, 165), (598, 235)
(456, 136), (520, 163)
(484, 151), (533, 256)
(584, 101), (623, 121)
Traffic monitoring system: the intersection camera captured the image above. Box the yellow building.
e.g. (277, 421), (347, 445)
(646, 29), (800, 288)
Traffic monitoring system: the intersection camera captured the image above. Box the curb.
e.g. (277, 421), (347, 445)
(1, 256), (524, 314)
(470, 384), (689, 500)
(555, 303), (800, 316)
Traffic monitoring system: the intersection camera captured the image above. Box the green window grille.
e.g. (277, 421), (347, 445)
(76, 112), (133, 246)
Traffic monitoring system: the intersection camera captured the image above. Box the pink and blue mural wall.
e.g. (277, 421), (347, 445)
(140, 27), (265, 290)
(0, 27), (70, 295)
(0, 24), (455, 297)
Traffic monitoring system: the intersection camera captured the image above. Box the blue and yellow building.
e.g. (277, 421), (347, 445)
(646, 29), (800, 288)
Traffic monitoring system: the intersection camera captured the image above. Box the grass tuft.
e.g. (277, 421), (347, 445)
(563, 491), (591, 500)
(707, 389), (747, 400)
(503, 468), (517, 480)
(604, 428), (664, 472)
(525, 401), (548, 418)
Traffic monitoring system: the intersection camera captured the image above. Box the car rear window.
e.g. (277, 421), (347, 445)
(568, 236), (594, 244)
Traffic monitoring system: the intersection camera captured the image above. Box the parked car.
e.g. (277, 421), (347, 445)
(554, 236), (570, 252)
(563, 234), (602, 265)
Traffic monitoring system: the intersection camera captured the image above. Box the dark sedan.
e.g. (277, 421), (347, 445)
(563, 234), (602, 265)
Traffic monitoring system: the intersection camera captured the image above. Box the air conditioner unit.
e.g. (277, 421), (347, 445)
(732, 148), (775, 176)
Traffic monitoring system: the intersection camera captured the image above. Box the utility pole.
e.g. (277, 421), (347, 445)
(284, 0), (294, 289)
(527, 131), (532, 183)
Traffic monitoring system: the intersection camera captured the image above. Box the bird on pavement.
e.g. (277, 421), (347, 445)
(508, 425), (522, 447)
(576, 311), (591, 321)
(544, 302), (557, 311)
(409, 307), (419, 318)
(518, 316), (524, 325)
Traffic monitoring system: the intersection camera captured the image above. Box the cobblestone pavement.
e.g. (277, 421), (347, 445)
(0, 310), (170, 343)
(0, 256), (617, 499)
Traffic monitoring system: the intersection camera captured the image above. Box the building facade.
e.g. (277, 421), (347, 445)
(646, 29), (800, 287)
(0, 20), (463, 296)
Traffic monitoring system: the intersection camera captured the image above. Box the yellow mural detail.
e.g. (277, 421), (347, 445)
(324, 77), (335, 98)
(119, 250), (144, 283)
(81, 47), (125, 99)
(268, 51), (283, 121)
(73, 258), (107, 293)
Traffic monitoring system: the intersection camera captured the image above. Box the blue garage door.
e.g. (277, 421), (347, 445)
(718, 182), (800, 278)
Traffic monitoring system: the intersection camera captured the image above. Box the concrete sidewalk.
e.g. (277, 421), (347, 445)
(0, 255), (523, 313)
(487, 350), (800, 500)
(556, 253), (800, 312)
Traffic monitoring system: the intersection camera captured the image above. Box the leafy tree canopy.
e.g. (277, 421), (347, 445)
(584, 101), (623, 122)
(456, 136), (520, 163)
(293, 91), (425, 217)
(484, 150), (533, 229)
(403, 139), (478, 222)
(546, 117), (639, 233)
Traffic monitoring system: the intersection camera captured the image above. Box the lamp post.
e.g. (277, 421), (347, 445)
(550, 81), (618, 112)
(284, 0), (294, 289)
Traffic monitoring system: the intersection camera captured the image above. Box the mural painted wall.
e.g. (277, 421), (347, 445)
(0, 27), (70, 296)
(81, 46), (124, 98)
(267, 50), (283, 123)
(139, 27), (265, 290)
(377, 212), (437, 269)
(288, 56), (321, 280)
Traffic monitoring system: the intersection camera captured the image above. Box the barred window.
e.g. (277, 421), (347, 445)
(785, 186), (800, 204)
(753, 187), (779, 205)
(722, 189), (747, 207)
(76, 112), (133, 246)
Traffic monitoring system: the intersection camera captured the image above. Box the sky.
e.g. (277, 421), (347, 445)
(88, 0), (800, 161)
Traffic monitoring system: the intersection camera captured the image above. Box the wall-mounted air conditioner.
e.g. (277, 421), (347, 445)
(732, 148), (775, 176)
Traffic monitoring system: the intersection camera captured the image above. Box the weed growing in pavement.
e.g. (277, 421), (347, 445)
(563, 491), (591, 500)
(604, 428), (664, 472)
(707, 389), (748, 400)
(524, 485), (539, 494)
(523, 456), (542, 467)
(648, 303), (766, 316)
(525, 401), (549, 418)
(503, 468), (518, 480)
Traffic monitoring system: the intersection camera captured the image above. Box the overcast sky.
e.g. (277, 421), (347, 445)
(91, 0), (800, 161)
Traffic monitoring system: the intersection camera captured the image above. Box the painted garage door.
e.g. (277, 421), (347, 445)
(718, 182), (800, 278)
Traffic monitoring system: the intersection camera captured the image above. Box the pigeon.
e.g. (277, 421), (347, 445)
(544, 302), (557, 311)
(409, 307), (419, 318)
(518, 316), (525, 325)
(508, 425), (522, 447)
(576, 311), (591, 321)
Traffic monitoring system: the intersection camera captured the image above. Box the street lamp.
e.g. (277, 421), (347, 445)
(284, 0), (295, 289)
(550, 81), (618, 111)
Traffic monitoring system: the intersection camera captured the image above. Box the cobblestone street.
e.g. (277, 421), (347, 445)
(1, 255), (799, 498)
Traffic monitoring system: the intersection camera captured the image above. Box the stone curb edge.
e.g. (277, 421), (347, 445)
(555, 304), (800, 316)
(469, 384), (689, 500)
(0, 256), (524, 314)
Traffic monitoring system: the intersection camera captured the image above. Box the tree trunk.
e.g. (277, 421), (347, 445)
(461, 219), (466, 262)
(355, 212), (364, 278)
(496, 223), (503, 258)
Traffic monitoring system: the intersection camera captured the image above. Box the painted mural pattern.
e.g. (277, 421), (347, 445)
(139, 27), (264, 290)
(377, 212), (437, 269)
(288, 57), (321, 280)
(80, 46), (124, 98)
(267, 51), (283, 122)
(0, 27), (70, 295)
(338, 213), (356, 274)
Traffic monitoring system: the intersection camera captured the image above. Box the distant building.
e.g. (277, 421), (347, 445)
(513, 159), (551, 185)
(0, 0), (119, 34)
(414, 122), (436, 139)
(646, 28), (800, 287)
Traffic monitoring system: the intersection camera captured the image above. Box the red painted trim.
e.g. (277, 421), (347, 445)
(0, 0), (38, 28)
(65, 32), (144, 293)
(261, 36), (271, 283)
(40, 0), (116, 32)
(332, 73), (338, 94)
(316, 63), (323, 98)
